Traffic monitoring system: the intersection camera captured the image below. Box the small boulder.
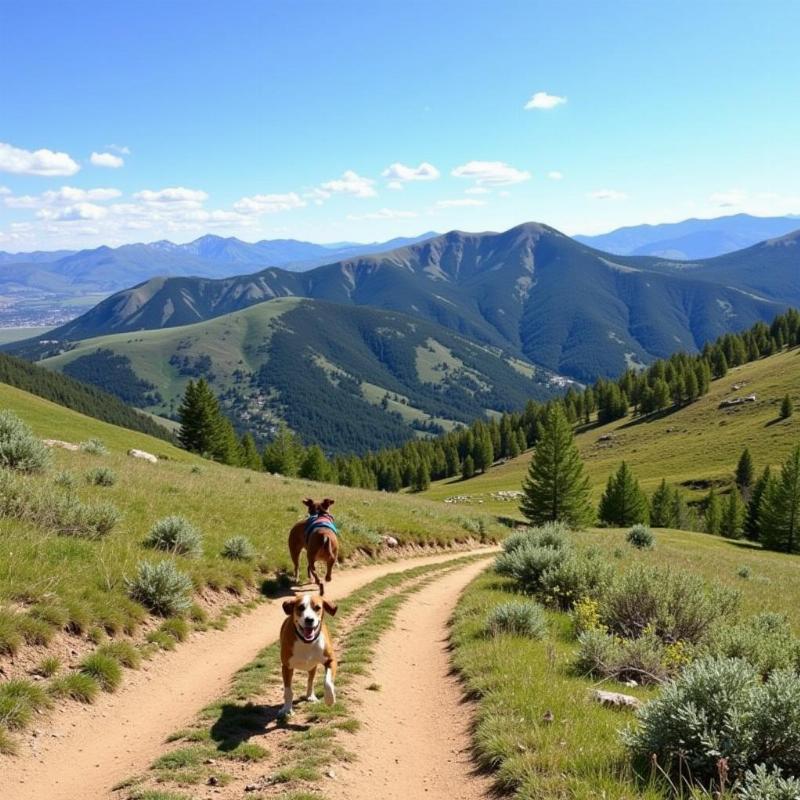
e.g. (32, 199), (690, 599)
(591, 689), (641, 710)
(127, 448), (158, 464)
(43, 439), (80, 451)
(381, 535), (399, 548)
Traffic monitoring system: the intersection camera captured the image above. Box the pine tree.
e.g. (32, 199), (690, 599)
(704, 489), (722, 535)
(262, 423), (300, 476)
(735, 447), (754, 498)
(472, 428), (494, 473)
(413, 461), (431, 492)
(299, 445), (329, 482)
(760, 446), (800, 553)
(519, 405), (593, 528)
(239, 432), (262, 471)
(649, 479), (676, 527)
(745, 466), (771, 540)
(462, 454), (475, 480)
(720, 490), (745, 539)
(177, 378), (234, 461)
(598, 461), (648, 526)
(780, 394), (793, 420)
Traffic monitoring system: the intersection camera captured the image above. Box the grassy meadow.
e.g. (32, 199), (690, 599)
(451, 527), (800, 799)
(425, 346), (800, 516)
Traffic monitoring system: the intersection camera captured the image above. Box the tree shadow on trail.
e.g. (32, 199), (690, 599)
(210, 701), (310, 751)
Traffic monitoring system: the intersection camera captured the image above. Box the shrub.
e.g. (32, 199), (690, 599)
(495, 544), (567, 593)
(79, 652), (123, 692)
(0, 679), (51, 729)
(501, 522), (570, 554)
(127, 560), (193, 616)
(577, 627), (671, 684)
(34, 656), (61, 677)
(221, 535), (255, 561)
(0, 410), (50, 473)
(601, 564), (739, 645)
(48, 672), (99, 703)
(145, 516), (203, 558)
(86, 466), (117, 487)
(738, 565), (752, 579)
(572, 596), (602, 636)
(484, 600), (547, 639)
(706, 613), (800, 678)
(80, 437), (108, 455)
(738, 765), (800, 800)
(626, 524), (654, 550)
(625, 658), (800, 789)
(538, 549), (613, 610)
(54, 470), (77, 490)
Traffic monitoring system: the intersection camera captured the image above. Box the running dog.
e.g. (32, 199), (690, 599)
(279, 591), (337, 716)
(288, 498), (339, 594)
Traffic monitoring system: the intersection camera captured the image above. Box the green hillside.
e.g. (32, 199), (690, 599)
(0, 382), (502, 670)
(424, 345), (800, 514)
(37, 297), (559, 452)
(12, 223), (788, 383)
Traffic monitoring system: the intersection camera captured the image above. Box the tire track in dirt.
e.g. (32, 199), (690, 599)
(2, 549), (494, 800)
(326, 557), (492, 800)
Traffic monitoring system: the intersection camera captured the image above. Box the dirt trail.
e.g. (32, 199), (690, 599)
(3, 549), (494, 800)
(327, 557), (493, 800)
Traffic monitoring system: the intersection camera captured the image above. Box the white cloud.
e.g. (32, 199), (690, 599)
(387, 181), (404, 190)
(4, 186), (121, 209)
(381, 162), (440, 184)
(38, 202), (109, 222)
(0, 141), (80, 176)
(347, 208), (419, 221)
(547, 170), (564, 180)
(524, 91), (567, 110)
(464, 186), (491, 195)
(90, 151), (124, 168)
(318, 170), (377, 198)
(451, 160), (531, 186)
(587, 189), (628, 201)
(0, 186), (10, 196)
(105, 144), (131, 155)
(233, 192), (306, 215)
(435, 198), (487, 208)
(134, 187), (209, 204)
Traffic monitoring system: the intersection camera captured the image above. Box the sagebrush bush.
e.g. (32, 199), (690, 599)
(502, 522), (570, 554)
(625, 658), (800, 788)
(0, 410), (50, 473)
(577, 627), (672, 684)
(127, 560), (192, 616)
(626, 524), (654, 550)
(221, 535), (255, 561)
(484, 600), (548, 639)
(86, 466), (117, 487)
(145, 516), (203, 558)
(80, 437), (108, 455)
(737, 764), (800, 800)
(601, 564), (739, 645)
(538, 549), (614, 610)
(495, 544), (567, 593)
(706, 612), (800, 678)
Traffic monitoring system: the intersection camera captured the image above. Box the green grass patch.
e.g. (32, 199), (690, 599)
(79, 651), (123, 692)
(0, 679), (52, 730)
(49, 671), (101, 703)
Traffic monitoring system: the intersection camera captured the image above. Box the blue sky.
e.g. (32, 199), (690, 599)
(1, 0), (798, 251)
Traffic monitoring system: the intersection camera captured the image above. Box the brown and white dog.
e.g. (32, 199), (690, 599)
(279, 592), (337, 716)
(288, 498), (339, 594)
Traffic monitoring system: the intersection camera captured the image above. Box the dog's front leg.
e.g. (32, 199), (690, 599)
(305, 666), (319, 703)
(280, 665), (294, 716)
(323, 662), (336, 706)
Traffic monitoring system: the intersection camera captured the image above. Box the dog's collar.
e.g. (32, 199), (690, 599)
(295, 622), (322, 644)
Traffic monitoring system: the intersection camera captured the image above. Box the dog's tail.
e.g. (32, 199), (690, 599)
(324, 533), (334, 559)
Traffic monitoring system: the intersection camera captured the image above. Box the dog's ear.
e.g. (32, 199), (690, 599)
(321, 498), (335, 510)
(323, 599), (337, 617)
(302, 498), (315, 510)
(282, 598), (297, 616)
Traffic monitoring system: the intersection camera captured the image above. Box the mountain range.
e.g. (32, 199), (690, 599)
(0, 231), (438, 326)
(576, 213), (800, 259)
